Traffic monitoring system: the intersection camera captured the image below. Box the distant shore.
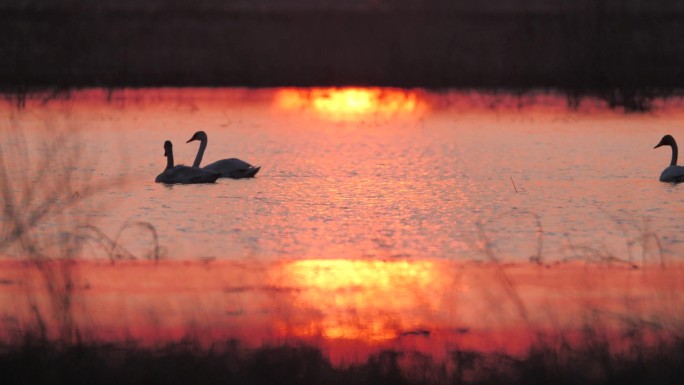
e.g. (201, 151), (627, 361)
(2, 7), (684, 111)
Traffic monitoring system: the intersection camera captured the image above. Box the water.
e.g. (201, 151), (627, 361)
(3, 88), (684, 364)
(3, 88), (683, 264)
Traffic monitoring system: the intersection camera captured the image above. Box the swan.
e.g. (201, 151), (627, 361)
(186, 131), (260, 179)
(155, 140), (221, 184)
(654, 134), (684, 183)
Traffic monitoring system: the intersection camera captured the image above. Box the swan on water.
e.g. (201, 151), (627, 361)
(155, 140), (221, 184)
(654, 134), (684, 183)
(186, 131), (261, 179)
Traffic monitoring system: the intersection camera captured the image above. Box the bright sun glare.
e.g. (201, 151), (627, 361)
(275, 88), (425, 119)
(272, 259), (458, 341)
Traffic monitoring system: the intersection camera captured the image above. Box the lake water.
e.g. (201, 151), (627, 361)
(2, 88), (683, 264)
(2, 88), (684, 364)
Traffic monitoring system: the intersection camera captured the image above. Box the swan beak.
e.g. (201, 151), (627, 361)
(186, 137), (196, 143)
(654, 142), (664, 149)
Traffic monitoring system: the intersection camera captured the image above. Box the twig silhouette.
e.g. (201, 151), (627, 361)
(475, 221), (529, 322)
(79, 221), (161, 264)
(510, 176), (518, 193)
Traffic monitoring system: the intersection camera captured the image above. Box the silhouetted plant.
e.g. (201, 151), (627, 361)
(0, 123), (126, 343)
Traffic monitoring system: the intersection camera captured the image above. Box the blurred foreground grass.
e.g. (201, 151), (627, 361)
(1, 331), (683, 385)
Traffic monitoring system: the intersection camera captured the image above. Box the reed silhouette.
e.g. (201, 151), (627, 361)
(0, 125), (165, 344)
(2, 201), (683, 385)
(1, 334), (683, 385)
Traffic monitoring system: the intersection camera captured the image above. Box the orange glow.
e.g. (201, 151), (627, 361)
(275, 88), (426, 119)
(271, 259), (458, 341)
(2, 258), (684, 364)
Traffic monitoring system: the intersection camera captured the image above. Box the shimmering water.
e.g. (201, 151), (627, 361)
(3, 88), (683, 263)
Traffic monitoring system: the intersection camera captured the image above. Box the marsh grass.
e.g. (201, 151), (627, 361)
(79, 221), (162, 264)
(0, 123), (134, 343)
(558, 215), (666, 269)
(3, 205), (679, 385)
(1, 331), (684, 385)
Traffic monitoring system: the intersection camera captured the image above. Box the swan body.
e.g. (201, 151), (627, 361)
(155, 140), (221, 184)
(659, 165), (684, 183)
(654, 134), (684, 183)
(187, 131), (260, 179)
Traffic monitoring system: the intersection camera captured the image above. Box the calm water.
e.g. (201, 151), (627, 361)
(3, 88), (683, 264)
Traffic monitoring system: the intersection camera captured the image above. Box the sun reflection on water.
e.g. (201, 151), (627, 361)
(272, 259), (460, 341)
(275, 88), (426, 120)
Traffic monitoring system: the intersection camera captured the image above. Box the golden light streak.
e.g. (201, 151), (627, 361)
(275, 88), (426, 120)
(272, 259), (459, 341)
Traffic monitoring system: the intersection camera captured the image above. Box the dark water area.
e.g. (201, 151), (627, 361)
(3, 2), (684, 110)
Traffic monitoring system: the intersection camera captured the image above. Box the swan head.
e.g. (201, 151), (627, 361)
(163, 140), (172, 156)
(654, 134), (676, 149)
(186, 131), (207, 143)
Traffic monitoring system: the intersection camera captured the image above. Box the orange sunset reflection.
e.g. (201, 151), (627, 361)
(271, 259), (460, 341)
(275, 88), (426, 119)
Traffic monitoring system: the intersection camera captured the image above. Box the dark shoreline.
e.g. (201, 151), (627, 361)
(1, 85), (679, 114)
(2, 336), (684, 385)
(2, 7), (684, 111)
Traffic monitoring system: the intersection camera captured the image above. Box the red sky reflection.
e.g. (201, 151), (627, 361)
(2, 258), (684, 365)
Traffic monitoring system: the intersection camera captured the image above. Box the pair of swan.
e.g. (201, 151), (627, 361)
(155, 131), (260, 184)
(654, 134), (684, 183)
(155, 141), (220, 184)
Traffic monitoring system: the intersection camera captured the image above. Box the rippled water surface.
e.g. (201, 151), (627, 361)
(4, 88), (683, 263)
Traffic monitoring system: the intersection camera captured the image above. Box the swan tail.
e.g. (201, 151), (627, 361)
(231, 166), (260, 179)
(242, 166), (261, 178)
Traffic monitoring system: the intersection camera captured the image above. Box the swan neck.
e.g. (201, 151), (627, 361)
(193, 137), (207, 168)
(166, 149), (174, 170)
(671, 141), (678, 166)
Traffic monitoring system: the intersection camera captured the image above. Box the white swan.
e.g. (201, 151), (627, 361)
(654, 134), (684, 183)
(155, 140), (221, 184)
(186, 131), (260, 179)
